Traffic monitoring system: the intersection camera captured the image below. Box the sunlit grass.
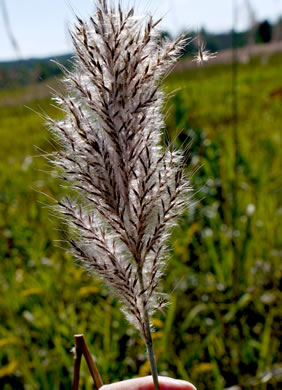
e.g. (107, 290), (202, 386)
(0, 54), (281, 389)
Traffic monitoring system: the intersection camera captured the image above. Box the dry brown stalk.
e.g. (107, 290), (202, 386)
(72, 334), (103, 390)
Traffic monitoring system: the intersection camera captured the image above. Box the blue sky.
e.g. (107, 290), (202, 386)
(1, 0), (282, 61)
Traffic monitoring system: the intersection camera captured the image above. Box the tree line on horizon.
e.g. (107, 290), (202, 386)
(0, 17), (281, 89)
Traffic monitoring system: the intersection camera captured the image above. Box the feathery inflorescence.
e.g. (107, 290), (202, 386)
(194, 38), (217, 64)
(48, 0), (191, 340)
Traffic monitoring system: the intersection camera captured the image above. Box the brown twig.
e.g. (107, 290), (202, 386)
(72, 336), (83, 390)
(72, 334), (104, 390)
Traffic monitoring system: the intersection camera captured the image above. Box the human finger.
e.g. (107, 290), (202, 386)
(100, 375), (197, 390)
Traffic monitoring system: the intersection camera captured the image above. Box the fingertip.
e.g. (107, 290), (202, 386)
(158, 376), (197, 390)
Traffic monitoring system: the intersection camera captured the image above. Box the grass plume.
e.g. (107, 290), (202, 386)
(48, 1), (190, 387)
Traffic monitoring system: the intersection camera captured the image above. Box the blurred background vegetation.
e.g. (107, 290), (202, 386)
(0, 4), (282, 390)
(1, 16), (282, 89)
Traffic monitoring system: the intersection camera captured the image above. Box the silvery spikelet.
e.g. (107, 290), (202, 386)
(48, 1), (190, 388)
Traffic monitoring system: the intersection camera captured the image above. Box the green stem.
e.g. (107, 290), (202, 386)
(138, 270), (159, 390)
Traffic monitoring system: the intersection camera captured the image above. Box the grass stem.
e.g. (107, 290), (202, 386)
(137, 270), (159, 390)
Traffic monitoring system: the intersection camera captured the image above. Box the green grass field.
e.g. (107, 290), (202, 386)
(0, 54), (281, 389)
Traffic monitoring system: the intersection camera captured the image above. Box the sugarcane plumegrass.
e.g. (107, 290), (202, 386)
(48, 1), (191, 388)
